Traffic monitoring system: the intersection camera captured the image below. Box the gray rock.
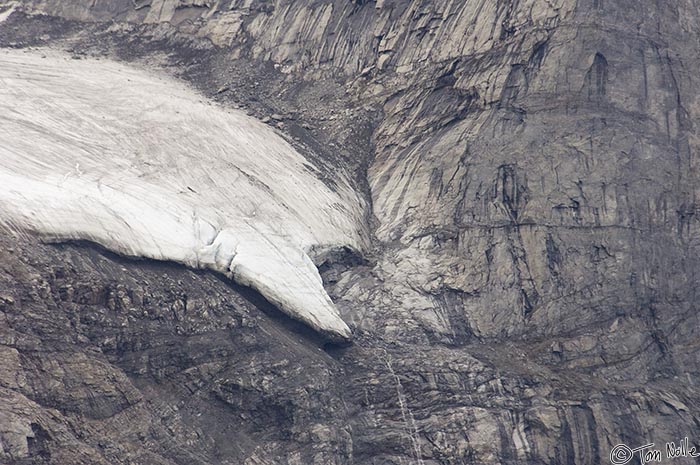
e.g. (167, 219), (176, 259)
(1, 0), (700, 464)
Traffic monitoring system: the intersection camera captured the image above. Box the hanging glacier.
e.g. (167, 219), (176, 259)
(0, 48), (368, 341)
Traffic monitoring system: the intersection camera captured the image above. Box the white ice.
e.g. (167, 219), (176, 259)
(0, 48), (367, 341)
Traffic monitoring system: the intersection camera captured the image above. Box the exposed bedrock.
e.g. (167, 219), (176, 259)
(1, 0), (700, 464)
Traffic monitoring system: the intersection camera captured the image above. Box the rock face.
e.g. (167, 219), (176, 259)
(2, 1), (700, 464)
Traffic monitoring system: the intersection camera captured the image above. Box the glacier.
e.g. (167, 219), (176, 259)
(0, 48), (367, 341)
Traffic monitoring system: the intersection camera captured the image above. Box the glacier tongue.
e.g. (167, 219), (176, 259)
(0, 48), (366, 341)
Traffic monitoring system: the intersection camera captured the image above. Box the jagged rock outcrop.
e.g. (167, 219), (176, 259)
(1, 0), (700, 464)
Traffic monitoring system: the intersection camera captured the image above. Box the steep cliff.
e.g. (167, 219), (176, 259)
(1, 0), (700, 464)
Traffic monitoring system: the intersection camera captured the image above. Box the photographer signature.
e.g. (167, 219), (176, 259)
(610, 438), (699, 464)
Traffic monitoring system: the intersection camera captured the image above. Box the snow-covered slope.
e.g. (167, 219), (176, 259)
(0, 48), (366, 341)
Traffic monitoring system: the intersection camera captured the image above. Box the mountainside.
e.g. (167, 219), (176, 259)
(1, 1), (700, 464)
